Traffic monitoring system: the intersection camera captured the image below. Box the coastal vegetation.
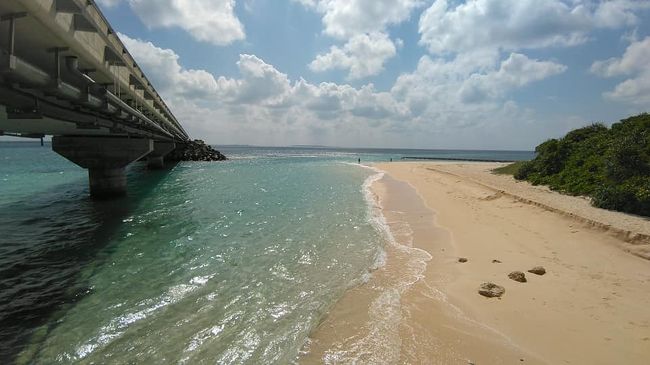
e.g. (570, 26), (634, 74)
(492, 161), (527, 175)
(498, 113), (650, 217)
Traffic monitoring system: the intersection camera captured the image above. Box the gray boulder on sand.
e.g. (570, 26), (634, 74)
(528, 266), (546, 275)
(508, 271), (527, 283)
(478, 282), (505, 298)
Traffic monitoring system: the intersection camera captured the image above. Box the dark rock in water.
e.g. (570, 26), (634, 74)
(528, 266), (546, 275)
(492, 259), (502, 263)
(458, 257), (468, 263)
(478, 282), (505, 298)
(508, 271), (527, 283)
(167, 139), (227, 162)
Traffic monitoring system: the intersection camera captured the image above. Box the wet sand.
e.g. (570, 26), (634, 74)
(303, 162), (650, 364)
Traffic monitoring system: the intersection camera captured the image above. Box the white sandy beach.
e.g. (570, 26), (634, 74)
(305, 161), (650, 364)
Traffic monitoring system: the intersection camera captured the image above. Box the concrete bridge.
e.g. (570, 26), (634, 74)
(0, 0), (191, 197)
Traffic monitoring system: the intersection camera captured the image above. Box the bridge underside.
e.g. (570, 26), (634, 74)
(0, 0), (192, 197)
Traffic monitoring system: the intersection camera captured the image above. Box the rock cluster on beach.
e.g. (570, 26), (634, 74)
(508, 271), (527, 283)
(474, 261), (548, 297)
(478, 282), (505, 298)
(528, 266), (546, 275)
(168, 140), (227, 161)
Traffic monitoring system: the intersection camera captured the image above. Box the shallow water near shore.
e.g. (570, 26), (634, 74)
(302, 172), (536, 364)
(301, 174), (438, 363)
(0, 143), (533, 363)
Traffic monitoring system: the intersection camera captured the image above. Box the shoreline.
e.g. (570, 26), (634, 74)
(374, 162), (650, 364)
(303, 161), (650, 364)
(302, 164), (539, 364)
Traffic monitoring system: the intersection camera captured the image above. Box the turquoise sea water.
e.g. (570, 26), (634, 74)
(0, 143), (533, 363)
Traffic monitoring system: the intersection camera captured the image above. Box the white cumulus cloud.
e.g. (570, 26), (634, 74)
(391, 52), (567, 126)
(119, 33), (412, 146)
(592, 36), (650, 105)
(593, 0), (650, 28)
(106, 0), (245, 46)
(309, 32), (397, 80)
(591, 36), (650, 77)
(120, 33), (571, 149)
(296, 0), (421, 79)
(460, 53), (567, 103)
(418, 0), (649, 55)
(216, 55), (292, 105)
(119, 33), (219, 99)
(295, 0), (423, 39)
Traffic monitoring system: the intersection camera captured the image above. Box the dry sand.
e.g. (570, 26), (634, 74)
(304, 162), (650, 364)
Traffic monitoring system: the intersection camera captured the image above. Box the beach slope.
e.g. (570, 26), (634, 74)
(370, 162), (650, 364)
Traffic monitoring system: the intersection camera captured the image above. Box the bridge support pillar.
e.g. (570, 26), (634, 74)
(146, 141), (175, 169)
(52, 136), (153, 198)
(147, 156), (165, 169)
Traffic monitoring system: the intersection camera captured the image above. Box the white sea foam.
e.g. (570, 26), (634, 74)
(323, 162), (436, 363)
(360, 166), (391, 271)
(69, 280), (207, 361)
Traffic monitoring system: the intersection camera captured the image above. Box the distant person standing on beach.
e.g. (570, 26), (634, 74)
(358, 158), (361, 164)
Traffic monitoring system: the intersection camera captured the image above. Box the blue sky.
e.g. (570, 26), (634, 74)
(94, 0), (650, 149)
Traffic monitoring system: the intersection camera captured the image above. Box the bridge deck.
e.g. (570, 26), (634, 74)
(0, 0), (189, 142)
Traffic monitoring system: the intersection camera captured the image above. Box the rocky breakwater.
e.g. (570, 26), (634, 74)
(168, 140), (227, 161)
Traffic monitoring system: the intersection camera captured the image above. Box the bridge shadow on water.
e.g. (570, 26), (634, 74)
(0, 162), (180, 363)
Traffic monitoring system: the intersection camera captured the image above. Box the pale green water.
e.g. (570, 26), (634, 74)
(0, 143), (533, 363)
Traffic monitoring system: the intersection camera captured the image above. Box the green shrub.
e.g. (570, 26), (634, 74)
(513, 161), (534, 180)
(515, 113), (650, 217)
(592, 184), (637, 213)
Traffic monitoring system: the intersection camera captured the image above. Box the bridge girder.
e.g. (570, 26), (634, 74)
(0, 0), (190, 142)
